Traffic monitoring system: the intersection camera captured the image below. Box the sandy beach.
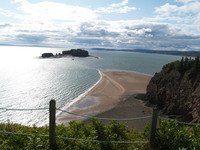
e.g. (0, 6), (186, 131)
(57, 71), (152, 131)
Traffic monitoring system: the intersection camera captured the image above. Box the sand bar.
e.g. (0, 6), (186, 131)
(57, 71), (152, 130)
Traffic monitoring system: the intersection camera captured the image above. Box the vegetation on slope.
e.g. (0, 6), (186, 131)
(0, 119), (148, 150)
(162, 56), (200, 74)
(147, 56), (200, 122)
(0, 119), (200, 149)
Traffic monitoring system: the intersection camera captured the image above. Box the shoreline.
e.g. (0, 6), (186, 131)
(57, 70), (152, 130)
(57, 70), (103, 115)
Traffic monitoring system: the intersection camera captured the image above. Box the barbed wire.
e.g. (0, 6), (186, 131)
(0, 108), (49, 111)
(56, 136), (149, 144)
(57, 108), (152, 121)
(0, 130), (148, 144)
(159, 116), (200, 126)
(0, 106), (199, 127)
(0, 131), (48, 137)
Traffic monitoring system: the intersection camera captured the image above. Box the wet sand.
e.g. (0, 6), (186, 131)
(57, 71), (152, 131)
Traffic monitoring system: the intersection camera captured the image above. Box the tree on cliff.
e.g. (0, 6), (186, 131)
(163, 57), (200, 74)
(147, 57), (200, 123)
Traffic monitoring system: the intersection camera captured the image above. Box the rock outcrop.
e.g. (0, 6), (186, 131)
(146, 57), (200, 122)
(41, 53), (54, 58)
(41, 49), (89, 58)
(62, 49), (89, 57)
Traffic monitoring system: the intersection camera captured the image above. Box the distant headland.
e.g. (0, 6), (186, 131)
(91, 48), (200, 57)
(41, 49), (89, 58)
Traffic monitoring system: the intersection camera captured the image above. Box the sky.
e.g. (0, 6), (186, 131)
(0, 0), (200, 51)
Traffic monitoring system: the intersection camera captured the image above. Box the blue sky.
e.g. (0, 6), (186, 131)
(0, 0), (200, 51)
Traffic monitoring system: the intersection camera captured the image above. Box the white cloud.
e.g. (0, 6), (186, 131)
(1, 19), (200, 50)
(95, 0), (136, 13)
(110, 0), (129, 7)
(0, 0), (199, 50)
(95, 6), (136, 13)
(12, 0), (98, 22)
(151, 1), (200, 34)
(175, 0), (198, 4)
(0, 8), (14, 17)
(155, 2), (200, 14)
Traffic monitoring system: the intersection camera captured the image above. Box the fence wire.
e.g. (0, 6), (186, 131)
(159, 116), (200, 126)
(0, 106), (198, 126)
(0, 131), (48, 137)
(0, 107), (49, 111)
(0, 130), (148, 144)
(56, 136), (149, 144)
(57, 108), (152, 121)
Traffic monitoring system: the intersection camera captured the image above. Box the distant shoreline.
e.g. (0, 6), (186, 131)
(39, 55), (99, 59)
(91, 48), (200, 57)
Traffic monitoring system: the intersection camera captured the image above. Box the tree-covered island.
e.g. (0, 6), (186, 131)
(41, 49), (89, 58)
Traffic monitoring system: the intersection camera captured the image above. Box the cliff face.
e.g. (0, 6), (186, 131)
(146, 58), (200, 122)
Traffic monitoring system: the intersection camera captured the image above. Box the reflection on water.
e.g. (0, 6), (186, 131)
(0, 46), (181, 126)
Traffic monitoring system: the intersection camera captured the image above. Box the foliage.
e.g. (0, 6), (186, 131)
(0, 119), (149, 150)
(1, 118), (199, 149)
(162, 56), (200, 74)
(155, 119), (200, 150)
(41, 53), (54, 58)
(62, 49), (89, 57)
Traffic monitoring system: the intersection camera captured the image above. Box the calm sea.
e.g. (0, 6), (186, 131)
(0, 46), (181, 126)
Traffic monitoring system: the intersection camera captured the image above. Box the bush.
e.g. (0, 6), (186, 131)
(155, 119), (200, 150)
(0, 120), (148, 150)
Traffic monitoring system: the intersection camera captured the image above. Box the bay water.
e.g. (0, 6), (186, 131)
(0, 46), (181, 126)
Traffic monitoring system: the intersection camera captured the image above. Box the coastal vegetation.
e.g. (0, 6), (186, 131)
(0, 119), (200, 149)
(62, 49), (89, 57)
(41, 49), (89, 58)
(162, 56), (200, 74)
(147, 57), (200, 122)
(41, 53), (54, 58)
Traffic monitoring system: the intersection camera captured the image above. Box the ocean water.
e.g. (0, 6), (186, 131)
(0, 46), (182, 126)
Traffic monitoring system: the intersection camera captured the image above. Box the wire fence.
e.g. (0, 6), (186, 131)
(159, 116), (200, 126)
(0, 107), (48, 111)
(0, 100), (152, 148)
(0, 100), (199, 149)
(0, 130), (149, 144)
(57, 108), (152, 121)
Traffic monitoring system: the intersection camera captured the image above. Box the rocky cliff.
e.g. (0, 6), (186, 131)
(146, 57), (200, 122)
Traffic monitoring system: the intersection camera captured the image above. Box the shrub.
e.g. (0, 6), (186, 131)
(155, 118), (200, 150)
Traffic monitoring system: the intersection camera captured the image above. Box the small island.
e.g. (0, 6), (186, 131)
(41, 49), (89, 58)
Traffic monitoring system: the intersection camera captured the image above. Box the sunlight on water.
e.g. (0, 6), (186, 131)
(0, 46), (181, 126)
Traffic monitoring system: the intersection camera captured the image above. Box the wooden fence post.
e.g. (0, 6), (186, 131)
(49, 99), (56, 150)
(149, 108), (159, 147)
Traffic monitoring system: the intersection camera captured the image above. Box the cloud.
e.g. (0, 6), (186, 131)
(95, 0), (136, 13)
(16, 34), (48, 44)
(151, 1), (200, 34)
(175, 0), (198, 4)
(64, 21), (200, 50)
(0, 8), (20, 18)
(0, 23), (12, 28)
(110, 0), (129, 7)
(77, 22), (119, 37)
(0, 19), (200, 50)
(0, 0), (199, 50)
(12, 0), (98, 22)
